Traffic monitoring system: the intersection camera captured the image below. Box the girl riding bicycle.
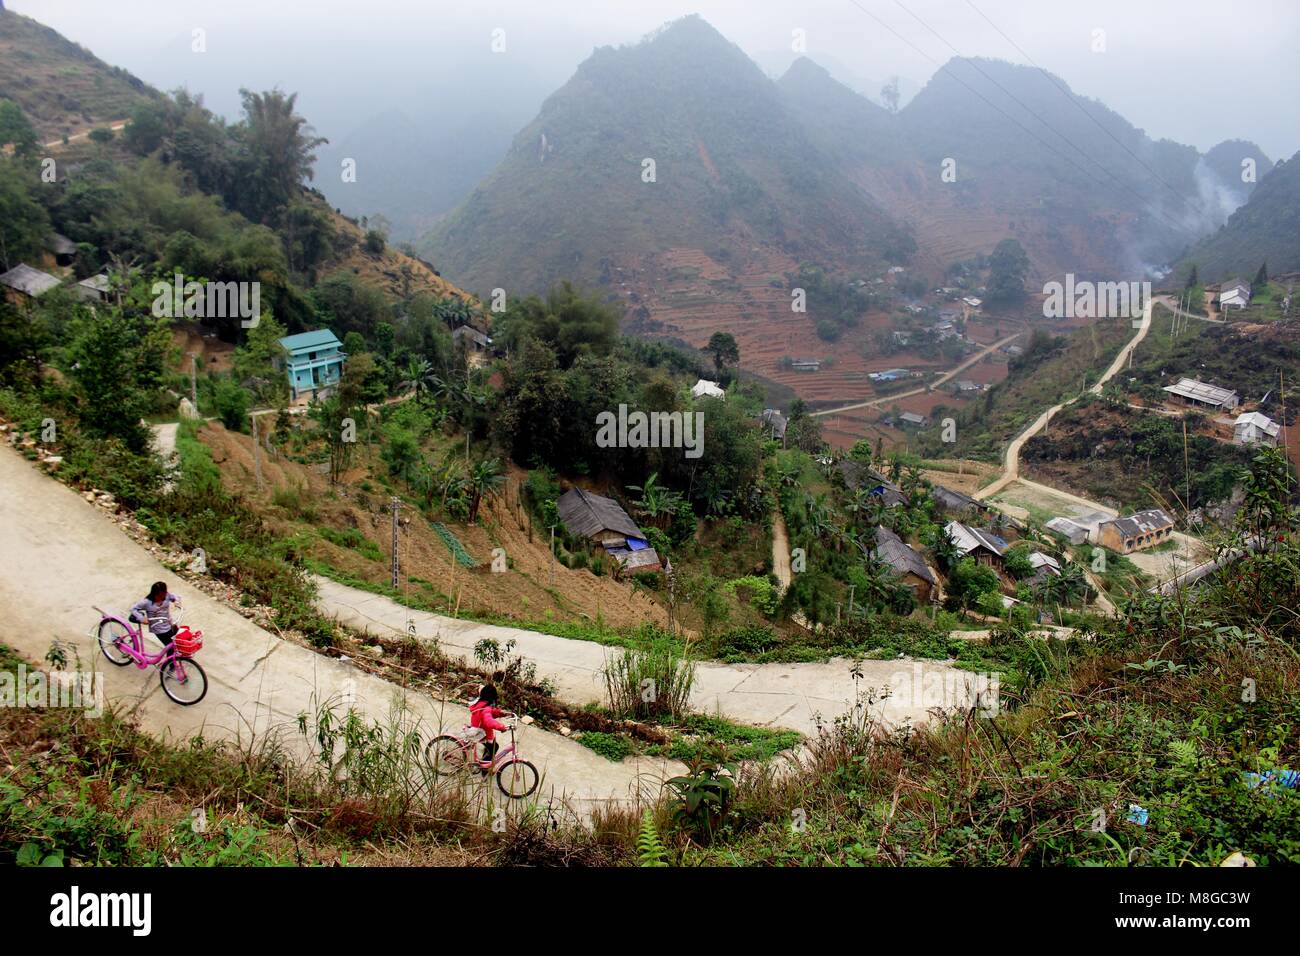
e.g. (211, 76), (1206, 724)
(469, 682), (509, 771)
(129, 581), (182, 645)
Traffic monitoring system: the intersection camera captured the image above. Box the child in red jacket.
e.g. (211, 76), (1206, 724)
(469, 683), (509, 770)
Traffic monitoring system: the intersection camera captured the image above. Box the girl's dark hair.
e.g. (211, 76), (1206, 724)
(478, 683), (499, 706)
(148, 581), (168, 600)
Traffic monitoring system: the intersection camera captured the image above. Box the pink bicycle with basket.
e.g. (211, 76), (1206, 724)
(94, 604), (209, 705)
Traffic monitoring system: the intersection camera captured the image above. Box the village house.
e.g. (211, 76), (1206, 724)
(953, 379), (982, 394)
(0, 263), (61, 306)
(1045, 516), (1090, 545)
(932, 484), (987, 518)
(1162, 378), (1239, 411)
(790, 359), (821, 372)
(898, 411), (927, 428)
(760, 408), (788, 443)
(275, 329), (346, 404)
(1218, 279), (1251, 310)
(1233, 411), (1280, 446)
(690, 378), (725, 399)
(835, 460), (909, 507)
(451, 324), (491, 353)
(1023, 551), (1062, 589)
(556, 487), (663, 574)
(43, 233), (78, 268)
(74, 274), (111, 305)
(869, 368), (910, 383)
(1093, 508), (1175, 554)
(870, 527), (937, 603)
(945, 521), (1008, 569)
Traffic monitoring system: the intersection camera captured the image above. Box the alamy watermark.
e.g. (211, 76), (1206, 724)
(595, 405), (704, 459)
(884, 663), (1000, 716)
(1, 664), (104, 718)
(1042, 275), (1149, 321)
(151, 272), (261, 327)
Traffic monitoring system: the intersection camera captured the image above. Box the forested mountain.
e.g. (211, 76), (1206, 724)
(422, 15), (912, 296)
(1179, 151), (1300, 280)
(0, 10), (158, 141)
(781, 55), (1269, 283)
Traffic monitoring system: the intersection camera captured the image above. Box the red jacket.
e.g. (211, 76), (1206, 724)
(470, 700), (508, 742)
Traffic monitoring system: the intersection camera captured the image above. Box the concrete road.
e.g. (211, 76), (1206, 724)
(0, 444), (677, 816)
(315, 577), (989, 735)
(975, 299), (1152, 502)
(811, 333), (1024, 419)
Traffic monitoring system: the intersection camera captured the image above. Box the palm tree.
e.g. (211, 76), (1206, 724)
(928, 525), (961, 573)
(467, 458), (505, 522)
(627, 472), (683, 527)
(400, 357), (435, 404)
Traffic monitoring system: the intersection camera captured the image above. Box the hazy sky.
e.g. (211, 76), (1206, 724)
(10, 0), (1299, 159)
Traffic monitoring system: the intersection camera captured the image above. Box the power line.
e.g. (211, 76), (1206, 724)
(887, 0), (1195, 235)
(963, 0), (1198, 212)
(840, 0), (1194, 240)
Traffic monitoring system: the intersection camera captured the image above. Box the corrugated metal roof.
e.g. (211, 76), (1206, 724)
(1099, 508), (1174, 538)
(945, 521), (1007, 557)
(279, 329), (342, 353)
(0, 264), (61, 297)
(932, 485), (979, 512)
(1162, 378), (1237, 406)
(557, 488), (643, 541)
(1234, 412), (1280, 437)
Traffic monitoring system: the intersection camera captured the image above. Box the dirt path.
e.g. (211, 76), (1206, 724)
(771, 511), (793, 590)
(0, 444), (678, 817)
(1154, 294), (1222, 325)
(314, 576), (987, 736)
(975, 301), (1152, 502)
(811, 333), (1024, 418)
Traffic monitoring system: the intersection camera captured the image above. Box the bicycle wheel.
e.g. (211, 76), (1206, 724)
(97, 619), (133, 666)
(496, 759), (539, 799)
(159, 656), (208, 705)
(426, 734), (470, 776)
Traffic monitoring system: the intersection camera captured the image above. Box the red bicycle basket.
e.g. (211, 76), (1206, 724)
(174, 627), (203, 656)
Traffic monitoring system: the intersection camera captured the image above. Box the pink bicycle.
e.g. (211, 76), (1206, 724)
(425, 711), (539, 798)
(94, 605), (209, 706)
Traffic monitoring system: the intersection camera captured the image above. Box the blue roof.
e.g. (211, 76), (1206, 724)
(279, 329), (342, 353)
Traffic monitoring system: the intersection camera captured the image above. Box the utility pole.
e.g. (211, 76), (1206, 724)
(549, 525), (556, 589)
(250, 413), (263, 492)
(847, 584), (856, 617)
(190, 353), (198, 409)
(1182, 419), (1191, 515)
(390, 496), (401, 588)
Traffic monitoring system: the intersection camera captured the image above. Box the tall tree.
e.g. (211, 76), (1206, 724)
(704, 331), (739, 378)
(987, 238), (1030, 304)
(236, 89), (327, 221)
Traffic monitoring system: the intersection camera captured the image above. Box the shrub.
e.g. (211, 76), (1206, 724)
(602, 646), (695, 721)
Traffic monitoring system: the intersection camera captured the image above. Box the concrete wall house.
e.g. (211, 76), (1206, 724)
(1218, 279), (1251, 310)
(1093, 508), (1174, 554)
(1233, 412), (1280, 446)
(276, 329), (346, 404)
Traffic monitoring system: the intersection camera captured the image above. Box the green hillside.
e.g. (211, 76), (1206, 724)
(0, 8), (158, 140)
(1179, 152), (1300, 281)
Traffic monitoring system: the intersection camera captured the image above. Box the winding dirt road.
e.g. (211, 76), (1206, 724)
(811, 333), (1024, 419)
